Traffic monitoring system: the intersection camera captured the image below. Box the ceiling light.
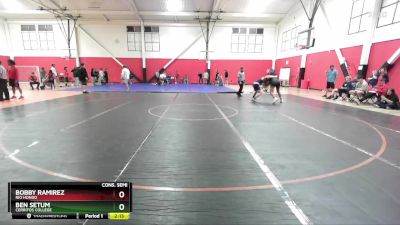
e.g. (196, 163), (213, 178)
(245, 0), (271, 13)
(166, 0), (183, 12)
(1, 0), (26, 10)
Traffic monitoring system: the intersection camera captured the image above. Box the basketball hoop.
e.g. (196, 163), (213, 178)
(296, 44), (307, 50)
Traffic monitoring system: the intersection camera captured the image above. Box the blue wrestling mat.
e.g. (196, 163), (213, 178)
(63, 83), (236, 93)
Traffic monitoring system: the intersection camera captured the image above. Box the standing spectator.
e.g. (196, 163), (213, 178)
(215, 70), (220, 84)
(323, 65), (338, 98)
(184, 74), (189, 84)
(0, 61), (10, 101)
(202, 70), (209, 84)
(121, 65), (130, 91)
(72, 67), (80, 87)
(47, 70), (55, 90)
(29, 72), (40, 90)
(224, 69), (229, 85)
(63, 66), (70, 86)
(40, 67), (46, 84)
(104, 68), (109, 84)
(198, 72), (203, 84)
(237, 67), (245, 97)
(78, 63), (89, 93)
(90, 68), (95, 80)
(7, 59), (23, 99)
(50, 64), (58, 87)
(94, 69), (99, 84)
(375, 88), (399, 110)
(98, 68), (105, 85)
(91, 68), (99, 84)
(175, 70), (180, 84)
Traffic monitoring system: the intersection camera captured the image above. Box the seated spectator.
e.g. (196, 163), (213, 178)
(374, 88), (399, 110)
(350, 76), (369, 104)
(359, 77), (388, 103)
(215, 72), (224, 86)
(327, 76), (354, 100)
(367, 70), (378, 87)
(29, 72), (40, 90)
(368, 68), (389, 88)
(159, 71), (167, 85)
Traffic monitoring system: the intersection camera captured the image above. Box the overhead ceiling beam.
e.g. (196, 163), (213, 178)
(0, 9), (285, 19)
(49, 0), (63, 10)
(29, 0), (66, 18)
(103, 14), (110, 22)
(140, 11), (285, 18)
(125, 0), (142, 20)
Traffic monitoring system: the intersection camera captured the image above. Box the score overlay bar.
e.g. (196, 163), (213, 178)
(8, 182), (132, 220)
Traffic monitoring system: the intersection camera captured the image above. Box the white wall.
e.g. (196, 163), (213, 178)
(276, 0), (400, 59)
(0, 20), (10, 55)
(210, 26), (276, 60)
(6, 21), (74, 57)
(78, 23), (276, 60)
(5, 20), (276, 60)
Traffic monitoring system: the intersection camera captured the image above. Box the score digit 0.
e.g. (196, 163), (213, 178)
(119, 191), (125, 199)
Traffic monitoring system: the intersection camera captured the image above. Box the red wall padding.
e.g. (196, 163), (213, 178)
(5, 38), (399, 90)
(367, 39), (400, 92)
(9, 56), (272, 84)
(146, 59), (272, 84)
(0, 55), (10, 66)
(13, 56), (77, 81)
(147, 58), (207, 83)
(80, 57), (142, 82)
(275, 56), (302, 86)
(303, 45), (362, 89)
(211, 59), (272, 83)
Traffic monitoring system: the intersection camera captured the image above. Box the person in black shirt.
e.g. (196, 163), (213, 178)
(78, 63), (89, 94)
(71, 67), (79, 86)
(375, 88), (399, 110)
(215, 70), (220, 84)
(104, 68), (109, 84)
(328, 76), (354, 100)
(264, 75), (282, 104)
(198, 72), (202, 84)
(224, 69), (229, 85)
(252, 78), (264, 101)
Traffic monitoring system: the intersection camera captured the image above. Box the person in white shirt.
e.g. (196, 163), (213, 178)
(237, 67), (245, 97)
(0, 60), (10, 101)
(50, 64), (58, 87)
(159, 69), (167, 85)
(98, 68), (105, 85)
(203, 71), (209, 84)
(121, 65), (131, 91)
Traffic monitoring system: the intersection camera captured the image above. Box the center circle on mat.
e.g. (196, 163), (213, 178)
(148, 104), (239, 121)
(0, 99), (387, 192)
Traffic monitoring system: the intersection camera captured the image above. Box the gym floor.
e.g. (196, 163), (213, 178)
(1, 89), (400, 225)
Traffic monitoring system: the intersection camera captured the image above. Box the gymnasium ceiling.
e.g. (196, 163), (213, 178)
(0, 0), (300, 24)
